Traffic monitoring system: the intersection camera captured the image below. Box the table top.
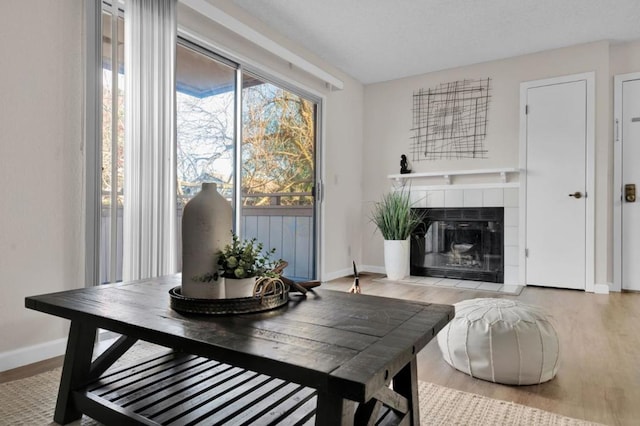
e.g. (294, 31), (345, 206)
(25, 275), (454, 402)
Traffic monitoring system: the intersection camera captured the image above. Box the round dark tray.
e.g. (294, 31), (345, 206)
(169, 286), (289, 315)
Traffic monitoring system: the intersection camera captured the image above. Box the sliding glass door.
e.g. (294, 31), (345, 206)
(175, 42), (237, 270)
(241, 73), (317, 280)
(98, 24), (320, 282)
(175, 42), (320, 280)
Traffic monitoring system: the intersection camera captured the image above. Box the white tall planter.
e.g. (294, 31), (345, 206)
(181, 183), (232, 299)
(384, 239), (411, 281)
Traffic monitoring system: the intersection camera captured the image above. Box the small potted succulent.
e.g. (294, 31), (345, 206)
(217, 233), (278, 298)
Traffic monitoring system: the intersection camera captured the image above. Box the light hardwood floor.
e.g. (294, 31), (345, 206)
(327, 274), (640, 426)
(2, 275), (638, 425)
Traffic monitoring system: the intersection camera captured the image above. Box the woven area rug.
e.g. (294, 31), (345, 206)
(418, 382), (600, 425)
(0, 345), (598, 425)
(0, 377), (601, 425)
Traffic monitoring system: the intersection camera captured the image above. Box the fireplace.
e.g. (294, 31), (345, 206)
(410, 208), (504, 283)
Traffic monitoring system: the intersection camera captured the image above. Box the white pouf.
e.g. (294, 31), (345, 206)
(437, 298), (559, 385)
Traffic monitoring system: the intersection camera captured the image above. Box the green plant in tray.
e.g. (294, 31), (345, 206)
(217, 232), (279, 279)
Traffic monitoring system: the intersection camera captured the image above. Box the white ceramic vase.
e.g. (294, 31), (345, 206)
(225, 277), (257, 299)
(384, 239), (410, 281)
(181, 183), (233, 299)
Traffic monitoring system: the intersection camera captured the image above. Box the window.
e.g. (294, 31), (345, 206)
(241, 73), (317, 280)
(176, 43), (236, 205)
(175, 41), (238, 270)
(95, 4), (321, 283)
(100, 4), (125, 284)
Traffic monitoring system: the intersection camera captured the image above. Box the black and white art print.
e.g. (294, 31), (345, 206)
(411, 78), (491, 161)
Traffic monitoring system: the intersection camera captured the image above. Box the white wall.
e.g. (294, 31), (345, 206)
(362, 41), (612, 285)
(611, 40), (640, 76)
(322, 81), (364, 279)
(0, 1), (84, 368)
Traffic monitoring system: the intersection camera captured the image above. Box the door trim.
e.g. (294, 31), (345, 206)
(613, 72), (640, 292)
(518, 72), (595, 292)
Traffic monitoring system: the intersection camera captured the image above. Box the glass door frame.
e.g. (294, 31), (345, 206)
(176, 36), (323, 280)
(238, 68), (322, 280)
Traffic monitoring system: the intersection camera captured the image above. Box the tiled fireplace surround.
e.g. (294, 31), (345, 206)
(407, 186), (520, 286)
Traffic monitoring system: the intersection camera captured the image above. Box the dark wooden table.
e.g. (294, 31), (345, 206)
(25, 275), (453, 425)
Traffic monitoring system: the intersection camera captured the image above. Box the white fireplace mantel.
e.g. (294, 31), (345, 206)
(388, 167), (519, 185)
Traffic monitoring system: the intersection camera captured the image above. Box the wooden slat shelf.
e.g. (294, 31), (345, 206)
(74, 350), (404, 425)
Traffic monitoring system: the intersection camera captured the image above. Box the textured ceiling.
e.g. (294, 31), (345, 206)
(231, 0), (640, 84)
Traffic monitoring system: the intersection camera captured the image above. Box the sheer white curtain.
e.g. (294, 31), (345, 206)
(123, 0), (178, 280)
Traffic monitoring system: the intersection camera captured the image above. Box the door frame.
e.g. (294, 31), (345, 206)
(518, 72), (595, 292)
(613, 72), (640, 292)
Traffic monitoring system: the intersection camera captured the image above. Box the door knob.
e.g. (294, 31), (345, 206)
(569, 192), (583, 199)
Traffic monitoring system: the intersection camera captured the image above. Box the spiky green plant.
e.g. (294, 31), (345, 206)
(370, 190), (423, 240)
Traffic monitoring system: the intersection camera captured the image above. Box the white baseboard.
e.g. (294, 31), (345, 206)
(594, 282), (611, 294)
(0, 330), (125, 373)
(360, 265), (386, 275)
(323, 267), (353, 282)
(0, 337), (67, 372)
(323, 264), (386, 281)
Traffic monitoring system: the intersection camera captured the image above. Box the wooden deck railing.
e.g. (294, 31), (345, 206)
(100, 200), (314, 284)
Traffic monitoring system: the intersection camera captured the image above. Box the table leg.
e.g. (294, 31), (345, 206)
(393, 357), (420, 425)
(316, 391), (355, 426)
(54, 321), (97, 424)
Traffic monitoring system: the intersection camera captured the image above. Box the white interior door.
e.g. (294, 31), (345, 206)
(524, 79), (588, 289)
(621, 78), (640, 291)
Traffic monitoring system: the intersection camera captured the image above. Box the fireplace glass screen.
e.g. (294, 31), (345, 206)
(411, 208), (504, 282)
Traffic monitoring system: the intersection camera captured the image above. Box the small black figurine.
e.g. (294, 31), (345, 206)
(349, 261), (361, 294)
(400, 154), (411, 174)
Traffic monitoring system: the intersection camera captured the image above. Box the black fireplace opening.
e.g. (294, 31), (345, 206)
(410, 208), (504, 283)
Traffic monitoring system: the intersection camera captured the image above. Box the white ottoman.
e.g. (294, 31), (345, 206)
(437, 298), (559, 385)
